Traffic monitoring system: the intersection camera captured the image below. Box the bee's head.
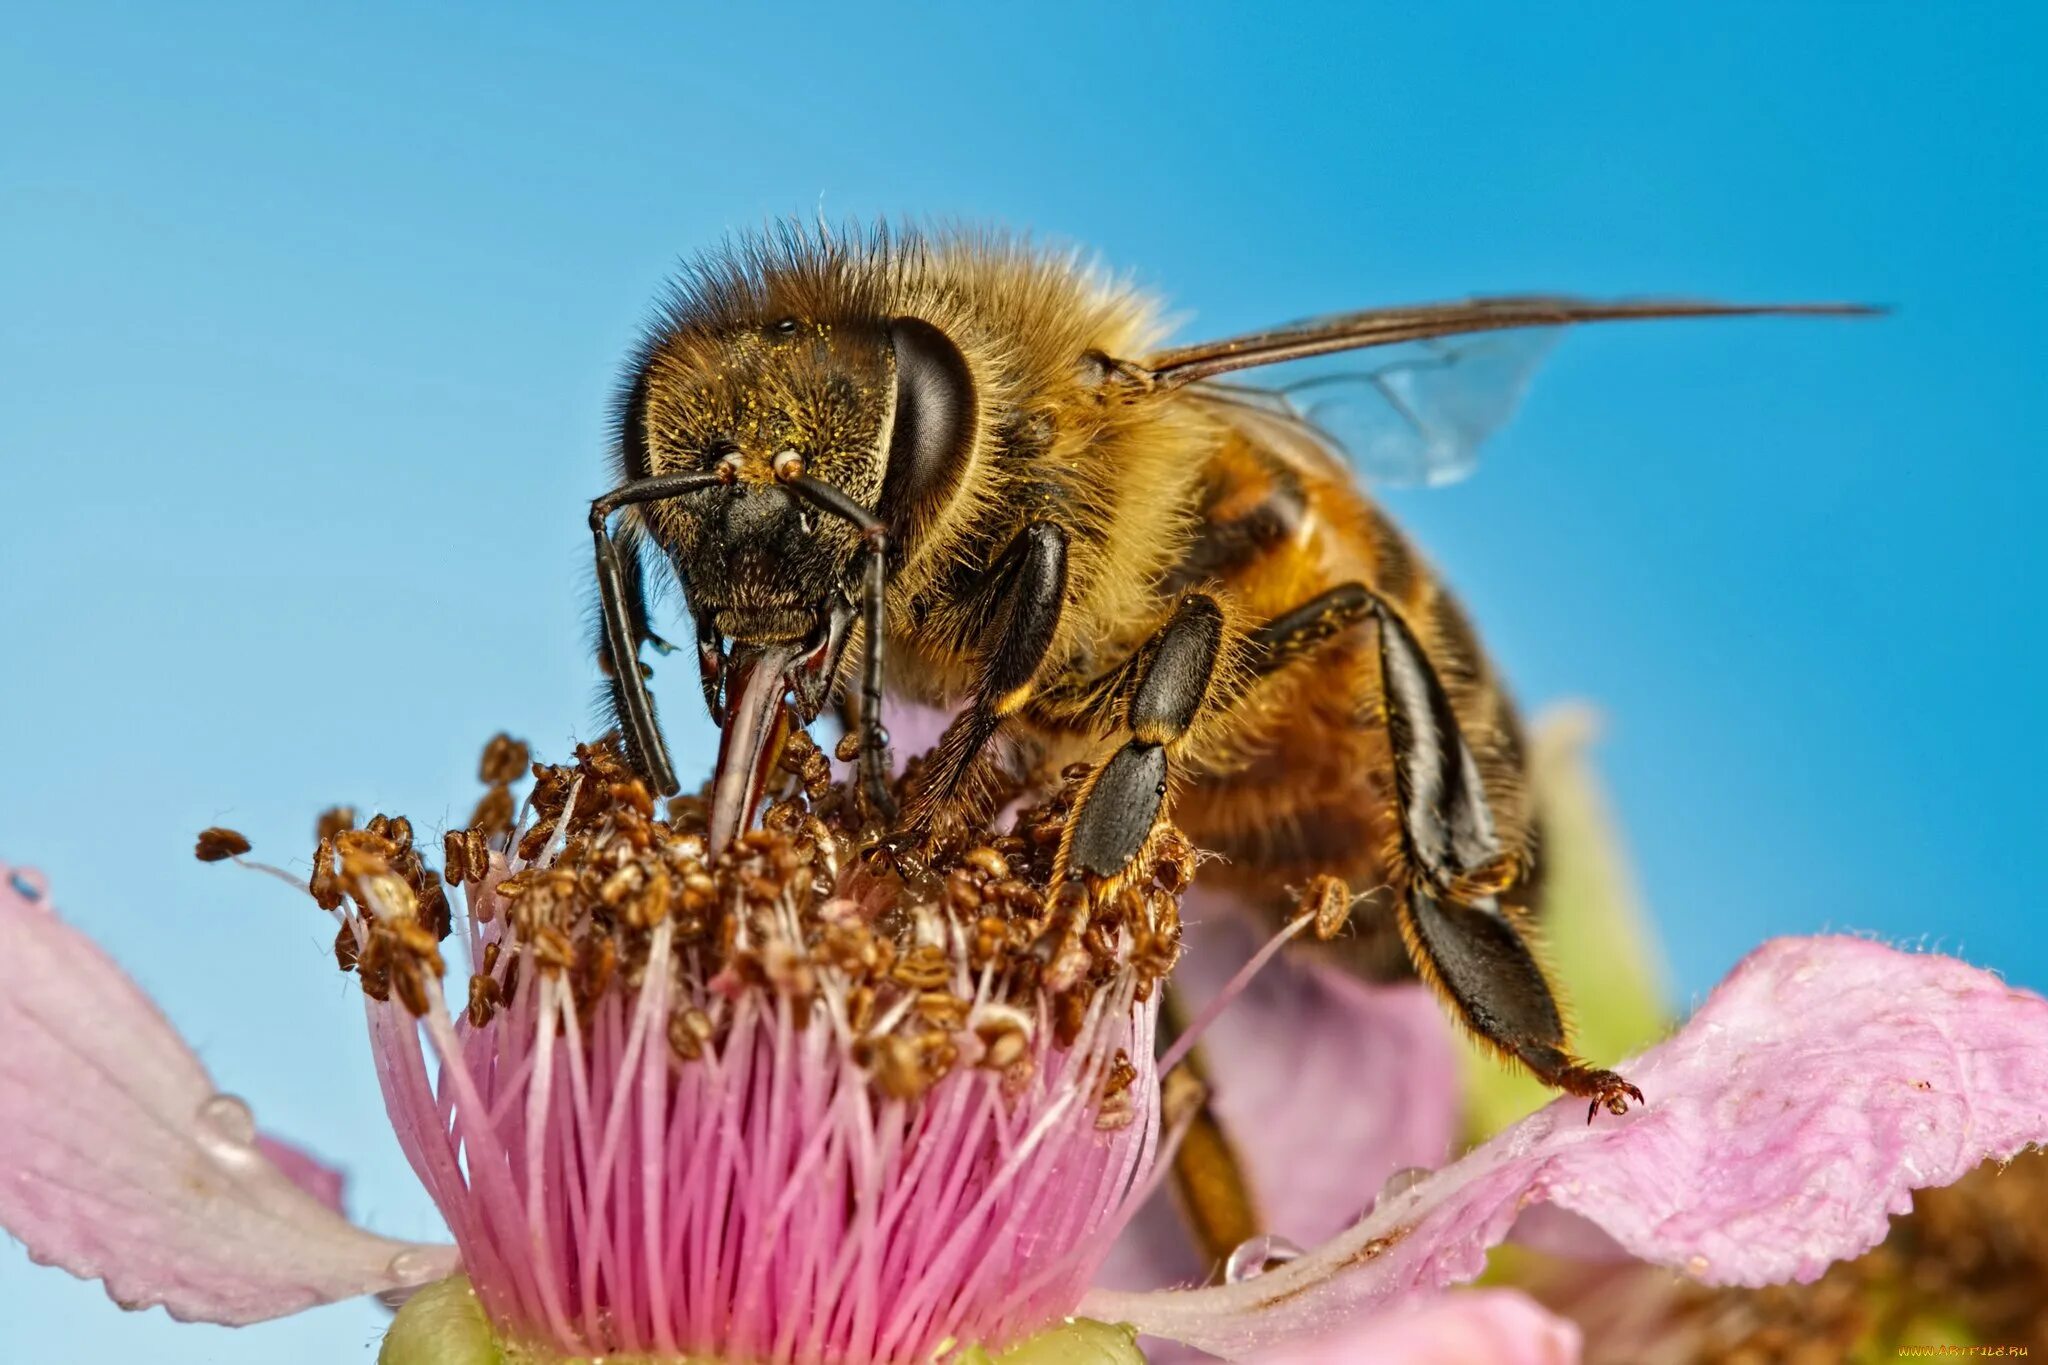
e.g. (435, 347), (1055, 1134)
(616, 288), (978, 840)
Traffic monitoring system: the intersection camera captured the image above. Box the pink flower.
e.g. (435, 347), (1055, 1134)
(1084, 931), (2048, 1357)
(5, 730), (2047, 1363)
(358, 769), (1172, 1363)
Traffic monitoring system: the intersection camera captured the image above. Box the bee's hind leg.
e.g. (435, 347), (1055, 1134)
(1356, 584), (1642, 1120)
(1055, 593), (1230, 891)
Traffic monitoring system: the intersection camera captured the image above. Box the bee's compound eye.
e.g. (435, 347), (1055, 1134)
(880, 318), (977, 534)
(772, 317), (800, 336)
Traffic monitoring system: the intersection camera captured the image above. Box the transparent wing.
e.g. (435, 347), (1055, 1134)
(1200, 326), (1562, 489)
(1139, 294), (1871, 489)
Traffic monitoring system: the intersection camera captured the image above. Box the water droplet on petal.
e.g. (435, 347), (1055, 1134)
(8, 868), (47, 903)
(195, 1093), (256, 1152)
(386, 1247), (440, 1286)
(1378, 1165), (1431, 1205)
(1223, 1233), (1304, 1283)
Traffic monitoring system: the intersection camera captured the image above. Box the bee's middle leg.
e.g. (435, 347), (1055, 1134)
(1056, 593), (1230, 889)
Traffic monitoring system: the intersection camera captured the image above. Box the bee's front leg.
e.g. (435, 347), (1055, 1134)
(1053, 593), (1230, 892)
(850, 536), (896, 822)
(591, 471), (732, 797)
(895, 522), (1070, 842)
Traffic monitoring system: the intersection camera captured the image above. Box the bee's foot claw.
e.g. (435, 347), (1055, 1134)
(1559, 1066), (1644, 1123)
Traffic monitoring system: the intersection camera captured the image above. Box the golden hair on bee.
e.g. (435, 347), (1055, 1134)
(616, 222), (1213, 683)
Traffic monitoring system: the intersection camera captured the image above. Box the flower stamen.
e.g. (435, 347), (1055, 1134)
(273, 732), (1184, 1362)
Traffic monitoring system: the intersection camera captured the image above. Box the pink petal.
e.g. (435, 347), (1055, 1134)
(1097, 892), (1461, 1292)
(1251, 1290), (1580, 1365)
(0, 863), (458, 1325)
(253, 1135), (347, 1217)
(1084, 935), (2048, 1358)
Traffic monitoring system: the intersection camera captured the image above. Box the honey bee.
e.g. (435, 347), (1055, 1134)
(590, 222), (1858, 1254)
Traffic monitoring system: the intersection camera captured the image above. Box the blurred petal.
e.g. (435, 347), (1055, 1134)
(1097, 891), (1459, 1292)
(1095, 1188), (1211, 1298)
(1083, 935), (2048, 1358)
(1187, 898), (1461, 1253)
(1251, 1290), (1580, 1365)
(1501, 1204), (1629, 1263)
(1459, 706), (1673, 1138)
(828, 698), (959, 783)
(0, 863), (458, 1325)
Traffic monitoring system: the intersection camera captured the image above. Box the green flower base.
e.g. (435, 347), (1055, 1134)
(380, 1277), (1145, 1365)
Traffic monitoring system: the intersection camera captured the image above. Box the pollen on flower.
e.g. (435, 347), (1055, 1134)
(291, 727), (1184, 1363)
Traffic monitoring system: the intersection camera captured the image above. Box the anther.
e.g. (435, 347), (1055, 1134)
(478, 734), (530, 786)
(290, 732), (1191, 1118)
(315, 807), (357, 841)
(194, 827), (252, 862)
(1305, 873), (1355, 941)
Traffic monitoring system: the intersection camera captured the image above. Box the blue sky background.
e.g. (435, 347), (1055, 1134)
(2, 4), (2042, 1359)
